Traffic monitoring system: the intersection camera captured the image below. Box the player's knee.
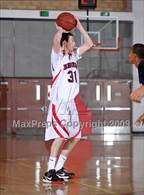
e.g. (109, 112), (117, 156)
(54, 137), (65, 144)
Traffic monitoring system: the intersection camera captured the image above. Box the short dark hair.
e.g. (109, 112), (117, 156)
(60, 32), (73, 47)
(131, 43), (144, 59)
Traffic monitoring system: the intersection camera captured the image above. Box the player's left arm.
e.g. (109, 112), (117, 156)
(75, 17), (93, 56)
(130, 85), (144, 102)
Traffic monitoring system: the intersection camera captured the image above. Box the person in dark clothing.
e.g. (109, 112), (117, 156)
(129, 43), (144, 124)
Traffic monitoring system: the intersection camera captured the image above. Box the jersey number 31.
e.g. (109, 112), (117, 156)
(67, 70), (77, 83)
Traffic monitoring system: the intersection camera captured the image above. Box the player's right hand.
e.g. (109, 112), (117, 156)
(55, 24), (68, 32)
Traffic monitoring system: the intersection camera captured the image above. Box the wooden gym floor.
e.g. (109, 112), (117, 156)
(0, 133), (144, 195)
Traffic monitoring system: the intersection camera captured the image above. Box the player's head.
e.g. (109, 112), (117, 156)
(60, 32), (75, 52)
(129, 43), (144, 66)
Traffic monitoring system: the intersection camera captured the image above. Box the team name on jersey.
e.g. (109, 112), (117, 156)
(64, 62), (77, 70)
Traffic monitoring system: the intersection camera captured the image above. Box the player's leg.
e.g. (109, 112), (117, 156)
(48, 138), (64, 171)
(55, 100), (81, 178)
(60, 138), (80, 157)
(55, 138), (79, 169)
(43, 101), (66, 183)
(43, 139), (65, 183)
(55, 138), (80, 178)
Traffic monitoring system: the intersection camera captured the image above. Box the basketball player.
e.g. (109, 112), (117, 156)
(129, 43), (144, 125)
(42, 17), (93, 183)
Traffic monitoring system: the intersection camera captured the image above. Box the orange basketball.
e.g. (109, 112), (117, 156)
(56, 12), (77, 31)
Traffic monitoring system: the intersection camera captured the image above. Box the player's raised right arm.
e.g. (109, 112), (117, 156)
(52, 24), (67, 53)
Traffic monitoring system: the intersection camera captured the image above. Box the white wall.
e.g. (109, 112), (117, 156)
(132, 0), (144, 132)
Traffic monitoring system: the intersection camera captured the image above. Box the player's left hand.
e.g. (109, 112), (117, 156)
(74, 16), (84, 31)
(130, 86), (144, 103)
(135, 113), (144, 125)
(92, 43), (101, 49)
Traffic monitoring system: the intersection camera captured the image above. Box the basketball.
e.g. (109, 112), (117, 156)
(56, 12), (77, 31)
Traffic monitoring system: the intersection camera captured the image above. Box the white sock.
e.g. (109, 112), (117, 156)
(47, 156), (57, 171)
(55, 154), (67, 171)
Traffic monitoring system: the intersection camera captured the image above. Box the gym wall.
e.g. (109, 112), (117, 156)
(0, 19), (132, 79)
